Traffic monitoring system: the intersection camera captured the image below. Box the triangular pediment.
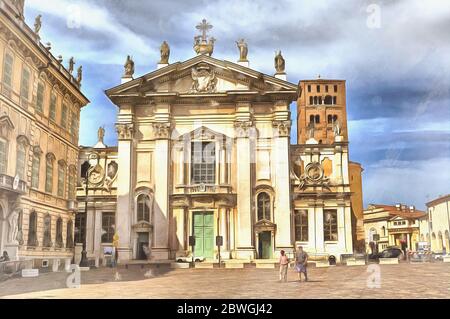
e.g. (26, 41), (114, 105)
(106, 55), (298, 103)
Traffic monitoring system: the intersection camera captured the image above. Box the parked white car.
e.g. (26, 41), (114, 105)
(176, 256), (205, 263)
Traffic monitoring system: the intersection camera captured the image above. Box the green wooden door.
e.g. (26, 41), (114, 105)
(260, 231), (272, 259)
(193, 212), (214, 258)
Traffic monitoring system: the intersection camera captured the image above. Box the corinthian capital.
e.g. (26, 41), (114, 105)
(152, 122), (172, 139)
(234, 120), (254, 138)
(272, 120), (291, 137)
(116, 123), (134, 140)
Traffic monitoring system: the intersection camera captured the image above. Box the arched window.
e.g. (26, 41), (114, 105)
(333, 115), (338, 122)
(0, 138), (7, 174)
(68, 165), (76, 200)
(31, 146), (42, 189)
(324, 95), (333, 105)
(315, 115), (320, 124)
(257, 192), (271, 221)
(43, 214), (52, 247)
(2, 52), (14, 88)
(327, 115), (332, 124)
(66, 219), (74, 248)
(20, 66), (31, 101)
(45, 154), (55, 193)
(333, 96), (337, 104)
(381, 226), (386, 237)
(49, 92), (57, 121)
(318, 96), (322, 105)
(313, 96), (318, 105)
(27, 211), (38, 247)
(36, 80), (45, 113)
(16, 141), (26, 180)
(309, 96), (313, 105)
(57, 161), (66, 198)
(55, 217), (63, 248)
(137, 194), (151, 222)
(309, 115), (315, 123)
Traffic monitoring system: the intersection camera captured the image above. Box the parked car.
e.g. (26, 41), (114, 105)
(369, 247), (404, 261)
(379, 247), (404, 260)
(176, 256), (205, 263)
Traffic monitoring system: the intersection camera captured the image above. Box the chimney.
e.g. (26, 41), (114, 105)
(395, 204), (401, 210)
(409, 205), (415, 212)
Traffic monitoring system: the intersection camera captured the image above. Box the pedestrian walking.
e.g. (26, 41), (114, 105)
(295, 246), (308, 282)
(279, 250), (289, 282)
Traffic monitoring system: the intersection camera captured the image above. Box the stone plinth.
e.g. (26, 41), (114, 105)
(21, 269), (39, 277)
(443, 256), (450, 263)
(379, 258), (399, 265)
(346, 258), (366, 266)
(315, 260), (330, 268)
(225, 262), (244, 269)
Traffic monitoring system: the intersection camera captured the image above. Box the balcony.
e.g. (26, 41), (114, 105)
(0, 173), (28, 195)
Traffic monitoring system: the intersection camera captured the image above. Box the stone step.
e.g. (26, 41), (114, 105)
(255, 263), (275, 269)
(346, 259), (366, 266)
(171, 262), (190, 269)
(225, 262), (244, 269)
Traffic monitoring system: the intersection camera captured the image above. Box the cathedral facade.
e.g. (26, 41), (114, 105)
(76, 21), (363, 264)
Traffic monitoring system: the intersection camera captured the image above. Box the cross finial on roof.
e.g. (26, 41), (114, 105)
(196, 18), (213, 42)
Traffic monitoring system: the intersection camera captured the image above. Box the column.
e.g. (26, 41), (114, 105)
(219, 207), (229, 256)
(315, 206), (324, 253)
(152, 120), (171, 260)
(273, 119), (292, 250)
(173, 207), (185, 253)
(116, 121), (134, 261)
(234, 117), (254, 259)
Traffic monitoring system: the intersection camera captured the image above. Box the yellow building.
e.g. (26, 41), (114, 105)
(0, 0), (88, 267)
(363, 204), (426, 253)
(424, 194), (450, 253)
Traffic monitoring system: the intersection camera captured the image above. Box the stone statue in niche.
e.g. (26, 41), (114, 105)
(7, 208), (20, 244)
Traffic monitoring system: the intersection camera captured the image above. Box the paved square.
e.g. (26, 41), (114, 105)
(0, 263), (449, 299)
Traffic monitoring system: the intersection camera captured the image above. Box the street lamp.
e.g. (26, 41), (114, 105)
(79, 168), (89, 267)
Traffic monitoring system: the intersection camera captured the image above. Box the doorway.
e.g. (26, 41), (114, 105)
(137, 232), (150, 260)
(258, 231), (272, 259)
(192, 211), (214, 259)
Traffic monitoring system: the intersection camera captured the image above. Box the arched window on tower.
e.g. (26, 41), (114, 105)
(309, 96), (313, 105)
(315, 115), (320, 124)
(257, 192), (271, 221)
(309, 115), (315, 123)
(324, 95), (333, 105)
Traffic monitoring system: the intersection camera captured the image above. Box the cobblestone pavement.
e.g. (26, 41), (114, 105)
(1, 262), (449, 299)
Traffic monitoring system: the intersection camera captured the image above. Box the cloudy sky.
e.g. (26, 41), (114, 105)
(24, 0), (449, 209)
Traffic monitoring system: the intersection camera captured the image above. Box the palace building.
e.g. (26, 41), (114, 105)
(0, 0), (88, 266)
(363, 204), (427, 253)
(75, 19), (363, 264)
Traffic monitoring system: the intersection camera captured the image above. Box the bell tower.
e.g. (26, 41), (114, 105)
(297, 78), (348, 144)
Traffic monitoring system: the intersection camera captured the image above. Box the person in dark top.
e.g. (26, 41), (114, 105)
(295, 246), (308, 282)
(0, 251), (10, 262)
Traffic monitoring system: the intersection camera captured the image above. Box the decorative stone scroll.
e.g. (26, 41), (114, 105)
(116, 123), (134, 140)
(297, 162), (330, 190)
